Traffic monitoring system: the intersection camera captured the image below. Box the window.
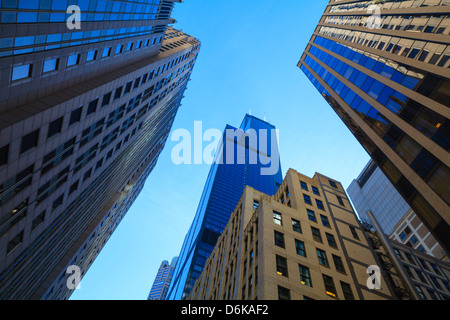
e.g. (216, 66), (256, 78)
(87, 98), (98, 115)
(253, 201), (259, 210)
(307, 209), (317, 222)
(292, 219), (302, 233)
(102, 92), (112, 107)
(295, 239), (307, 257)
(20, 129), (39, 154)
(114, 87), (123, 100)
(350, 226), (360, 240)
(316, 199), (325, 210)
(341, 282), (354, 300)
(31, 211), (46, 230)
(69, 107), (83, 125)
(86, 50), (97, 62)
(115, 45), (123, 54)
(12, 64), (32, 81)
(415, 285), (425, 299)
(323, 275), (337, 298)
(69, 180), (79, 195)
(273, 211), (282, 226)
(329, 180), (338, 188)
(52, 194), (64, 210)
(303, 194), (312, 205)
(299, 264), (312, 287)
(7, 231), (24, 255)
(320, 215), (331, 228)
(333, 255), (345, 273)
(300, 181), (308, 191)
(317, 249), (329, 266)
(326, 233), (337, 248)
(0, 144), (9, 166)
(311, 227), (322, 242)
(102, 47), (111, 58)
(278, 286), (290, 300)
(43, 58), (59, 73)
(67, 54), (80, 67)
(337, 196), (345, 206)
(47, 117), (63, 138)
(274, 231), (285, 248)
(276, 255), (288, 277)
(83, 169), (92, 182)
(312, 186), (320, 196)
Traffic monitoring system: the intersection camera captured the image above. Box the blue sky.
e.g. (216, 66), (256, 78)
(71, 0), (370, 300)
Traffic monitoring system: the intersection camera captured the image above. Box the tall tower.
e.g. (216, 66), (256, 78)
(0, 1), (200, 300)
(148, 257), (178, 300)
(297, 0), (450, 255)
(166, 114), (283, 300)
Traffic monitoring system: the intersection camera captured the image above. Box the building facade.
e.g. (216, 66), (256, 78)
(0, 1), (200, 300)
(189, 169), (401, 300)
(148, 257), (178, 300)
(189, 169), (450, 300)
(348, 159), (447, 261)
(166, 114), (283, 300)
(297, 0), (450, 256)
(363, 211), (450, 300)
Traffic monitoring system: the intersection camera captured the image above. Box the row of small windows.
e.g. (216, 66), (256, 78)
(276, 256), (355, 300)
(10, 36), (163, 82)
(0, 0), (161, 24)
(273, 210), (361, 242)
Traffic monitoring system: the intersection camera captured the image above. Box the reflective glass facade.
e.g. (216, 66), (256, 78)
(0, 0), (200, 300)
(166, 115), (283, 300)
(298, 0), (449, 255)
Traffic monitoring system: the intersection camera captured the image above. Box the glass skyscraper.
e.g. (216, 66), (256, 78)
(166, 114), (283, 300)
(0, 1), (200, 299)
(298, 0), (449, 256)
(148, 257), (178, 300)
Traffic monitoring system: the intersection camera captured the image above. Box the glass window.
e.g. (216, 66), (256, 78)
(312, 227), (322, 243)
(20, 129), (39, 154)
(12, 64), (32, 81)
(295, 239), (307, 257)
(321, 215), (331, 228)
(86, 50), (97, 62)
(277, 286), (290, 300)
(274, 231), (285, 248)
(312, 186), (320, 196)
(326, 233), (337, 248)
(67, 54), (80, 67)
(43, 58), (58, 73)
(317, 249), (329, 266)
(292, 219), (302, 233)
(273, 211), (282, 226)
(323, 275), (337, 298)
(0, 145), (9, 166)
(276, 255), (288, 277)
(307, 209), (317, 222)
(300, 181), (308, 191)
(303, 194), (312, 205)
(299, 264), (312, 287)
(316, 199), (325, 210)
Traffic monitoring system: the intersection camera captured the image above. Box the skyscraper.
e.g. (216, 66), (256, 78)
(189, 169), (450, 301)
(348, 159), (447, 261)
(148, 257), (178, 300)
(166, 114), (283, 300)
(297, 0), (450, 255)
(0, 1), (200, 300)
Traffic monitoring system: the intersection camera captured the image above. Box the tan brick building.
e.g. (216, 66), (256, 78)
(189, 169), (405, 300)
